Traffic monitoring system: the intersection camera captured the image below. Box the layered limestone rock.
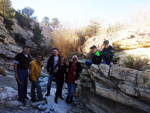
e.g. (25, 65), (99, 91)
(0, 16), (22, 71)
(12, 19), (52, 47)
(77, 64), (150, 113)
(0, 16), (15, 44)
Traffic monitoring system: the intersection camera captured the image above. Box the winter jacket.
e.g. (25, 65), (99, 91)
(101, 45), (114, 64)
(47, 55), (60, 74)
(30, 59), (42, 82)
(92, 50), (102, 64)
(55, 63), (67, 78)
(65, 62), (82, 83)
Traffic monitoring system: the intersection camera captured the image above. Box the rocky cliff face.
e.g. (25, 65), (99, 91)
(12, 19), (52, 48)
(0, 16), (52, 71)
(76, 63), (150, 113)
(0, 16), (22, 71)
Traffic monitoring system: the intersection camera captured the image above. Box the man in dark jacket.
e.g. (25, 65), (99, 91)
(66, 55), (82, 103)
(101, 40), (114, 65)
(45, 48), (60, 96)
(86, 45), (102, 66)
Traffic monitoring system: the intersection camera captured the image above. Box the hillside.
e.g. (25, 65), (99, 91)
(0, 15), (52, 71)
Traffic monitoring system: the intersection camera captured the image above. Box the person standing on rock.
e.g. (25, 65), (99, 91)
(13, 45), (31, 104)
(66, 55), (82, 103)
(30, 54), (43, 102)
(85, 45), (102, 66)
(54, 56), (67, 103)
(101, 40), (114, 65)
(45, 48), (60, 96)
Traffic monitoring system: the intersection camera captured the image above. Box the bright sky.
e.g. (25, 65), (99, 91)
(11, 0), (149, 28)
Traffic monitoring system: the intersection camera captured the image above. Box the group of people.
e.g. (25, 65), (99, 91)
(86, 40), (114, 66)
(13, 40), (114, 105)
(45, 48), (82, 103)
(13, 47), (82, 105)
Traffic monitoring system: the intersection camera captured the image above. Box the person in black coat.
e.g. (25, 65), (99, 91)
(45, 48), (60, 96)
(54, 56), (67, 103)
(65, 55), (82, 103)
(101, 40), (114, 65)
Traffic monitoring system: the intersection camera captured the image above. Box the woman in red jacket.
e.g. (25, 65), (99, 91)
(65, 55), (82, 103)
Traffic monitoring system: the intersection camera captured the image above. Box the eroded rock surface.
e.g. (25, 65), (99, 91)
(76, 64), (150, 113)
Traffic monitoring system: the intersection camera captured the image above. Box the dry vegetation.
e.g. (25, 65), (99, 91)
(51, 29), (81, 58)
(123, 55), (149, 70)
(51, 21), (100, 58)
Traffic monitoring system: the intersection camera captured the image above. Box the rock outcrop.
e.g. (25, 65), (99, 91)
(0, 16), (22, 70)
(82, 27), (150, 67)
(77, 64), (150, 113)
(0, 16), (15, 44)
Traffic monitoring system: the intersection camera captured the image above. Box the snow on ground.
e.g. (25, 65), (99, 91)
(0, 72), (75, 113)
(44, 86), (72, 113)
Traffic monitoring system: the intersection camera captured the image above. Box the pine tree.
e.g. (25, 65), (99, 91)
(32, 23), (43, 45)
(22, 7), (34, 20)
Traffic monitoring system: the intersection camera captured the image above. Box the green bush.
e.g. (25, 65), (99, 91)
(15, 11), (29, 29)
(12, 33), (26, 46)
(0, 0), (15, 31)
(123, 55), (149, 70)
(32, 23), (43, 46)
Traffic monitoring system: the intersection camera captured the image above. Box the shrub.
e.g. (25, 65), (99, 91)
(107, 24), (123, 34)
(12, 33), (26, 46)
(123, 55), (149, 70)
(15, 11), (29, 29)
(84, 21), (100, 38)
(32, 23), (43, 46)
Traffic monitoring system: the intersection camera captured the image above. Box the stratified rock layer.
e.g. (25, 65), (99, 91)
(77, 64), (150, 113)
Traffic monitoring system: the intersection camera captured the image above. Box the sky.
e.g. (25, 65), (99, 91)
(11, 0), (149, 28)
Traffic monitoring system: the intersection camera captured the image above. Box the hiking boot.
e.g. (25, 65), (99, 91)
(25, 96), (29, 100)
(65, 97), (69, 103)
(31, 99), (37, 102)
(45, 92), (50, 96)
(19, 99), (26, 106)
(54, 97), (58, 104)
(59, 96), (64, 100)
